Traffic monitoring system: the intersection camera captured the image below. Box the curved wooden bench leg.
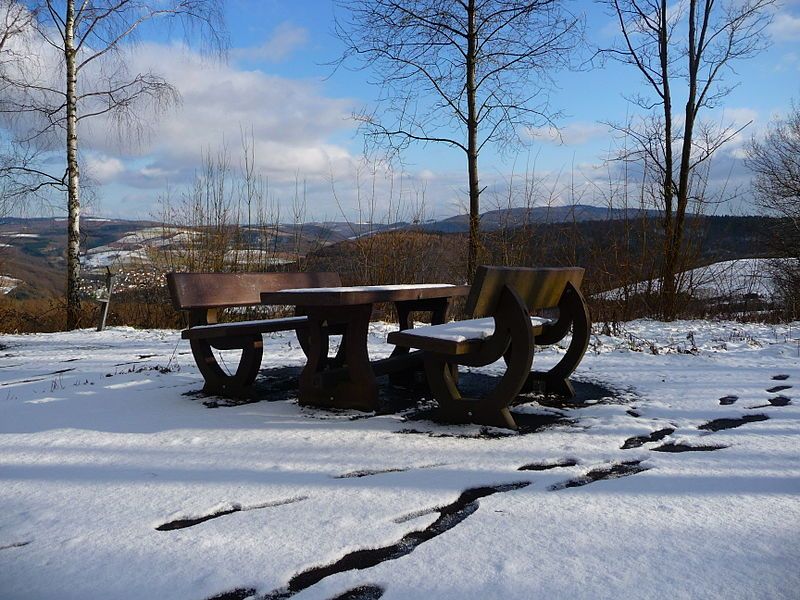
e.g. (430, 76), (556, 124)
(424, 354), (461, 408)
(424, 287), (534, 430)
(527, 282), (591, 397)
(190, 334), (263, 396)
(424, 354), (507, 425)
(294, 306), (312, 358)
(482, 327), (534, 425)
(425, 354), (530, 430)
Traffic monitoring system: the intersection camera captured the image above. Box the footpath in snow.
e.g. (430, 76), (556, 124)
(0, 320), (799, 600)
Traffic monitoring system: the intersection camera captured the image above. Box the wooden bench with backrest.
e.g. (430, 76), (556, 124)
(387, 265), (590, 429)
(167, 271), (342, 395)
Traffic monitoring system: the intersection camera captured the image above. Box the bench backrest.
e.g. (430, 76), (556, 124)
(166, 271), (342, 310)
(466, 266), (585, 318)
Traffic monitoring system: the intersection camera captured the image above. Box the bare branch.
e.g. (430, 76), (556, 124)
(601, 0), (775, 318)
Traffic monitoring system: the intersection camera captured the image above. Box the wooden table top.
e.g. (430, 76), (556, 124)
(260, 283), (470, 306)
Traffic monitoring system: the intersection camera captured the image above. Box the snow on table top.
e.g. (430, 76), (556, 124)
(0, 320), (799, 600)
(278, 283), (459, 292)
(398, 315), (553, 342)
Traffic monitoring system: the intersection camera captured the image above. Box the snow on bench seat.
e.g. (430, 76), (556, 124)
(389, 316), (552, 355)
(403, 316), (552, 342)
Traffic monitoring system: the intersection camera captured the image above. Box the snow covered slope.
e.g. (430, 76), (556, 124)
(0, 274), (22, 294)
(0, 321), (798, 599)
(600, 258), (782, 301)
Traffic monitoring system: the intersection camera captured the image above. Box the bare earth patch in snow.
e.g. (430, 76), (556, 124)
(0, 320), (798, 599)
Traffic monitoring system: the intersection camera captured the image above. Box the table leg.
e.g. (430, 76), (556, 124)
(298, 304), (378, 412)
(389, 297), (452, 386)
(527, 281), (590, 397)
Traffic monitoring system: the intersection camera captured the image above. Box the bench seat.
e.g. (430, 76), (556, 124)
(388, 316), (553, 355)
(180, 316), (308, 340)
(167, 271), (342, 396)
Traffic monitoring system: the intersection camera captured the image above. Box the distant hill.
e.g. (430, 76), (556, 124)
(301, 221), (403, 240)
(308, 214), (781, 288)
(0, 217), (160, 298)
(421, 204), (664, 233)
(0, 211), (777, 299)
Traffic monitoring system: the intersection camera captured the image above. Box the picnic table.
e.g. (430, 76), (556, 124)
(260, 284), (470, 411)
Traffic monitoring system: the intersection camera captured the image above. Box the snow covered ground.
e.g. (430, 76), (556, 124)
(82, 247), (151, 269)
(1, 320), (798, 600)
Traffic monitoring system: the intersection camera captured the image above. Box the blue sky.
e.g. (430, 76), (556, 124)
(47, 1), (800, 221)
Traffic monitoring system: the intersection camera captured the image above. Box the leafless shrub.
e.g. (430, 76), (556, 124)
(150, 132), (325, 277)
(747, 102), (800, 320)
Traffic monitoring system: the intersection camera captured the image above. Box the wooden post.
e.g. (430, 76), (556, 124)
(96, 267), (115, 332)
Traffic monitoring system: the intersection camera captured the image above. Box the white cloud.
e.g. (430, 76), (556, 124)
(730, 147), (749, 160)
(773, 51), (800, 72)
(78, 42), (360, 187)
(117, 165), (183, 190)
(232, 23), (309, 63)
(769, 12), (800, 41)
(85, 156), (124, 183)
(715, 107), (759, 155)
(721, 107), (759, 128)
(140, 166), (172, 178)
(528, 122), (610, 146)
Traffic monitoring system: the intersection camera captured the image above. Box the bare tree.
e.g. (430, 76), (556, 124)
(601, 0), (774, 319)
(0, 1), (225, 329)
(0, 1), (30, 91)
(334, 0), (581, 281)
(747, 102), (800, 242)
(0, 1), (32, 219)
(746, 102), (800, 318)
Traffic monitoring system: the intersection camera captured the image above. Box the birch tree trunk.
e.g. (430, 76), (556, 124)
(65, 0), (81, 329)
